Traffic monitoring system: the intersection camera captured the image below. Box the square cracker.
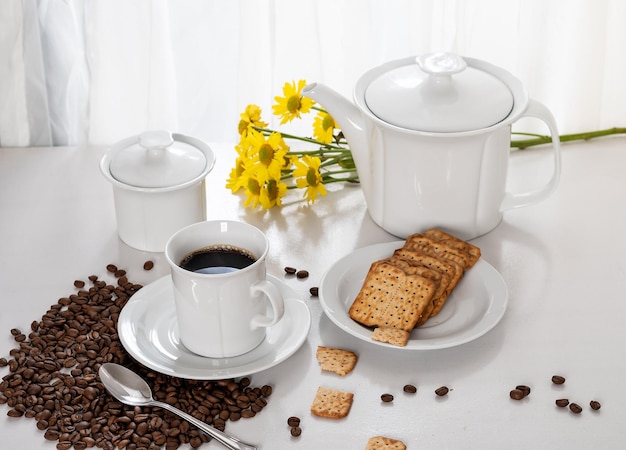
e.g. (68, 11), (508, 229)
(348, 261), (436, 332)
(371, 326), (410, 347)
(316, 346), (358, 376)
(404, 233), (470, 270)
(310, 386), (354, 419)
(392, 248), (461, 317)
(423, 228), (481, 268)
(365, 436), (407, 450)
(384, 256), (444, 326)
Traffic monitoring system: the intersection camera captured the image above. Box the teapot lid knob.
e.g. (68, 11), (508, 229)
(416, 52), (467, 76)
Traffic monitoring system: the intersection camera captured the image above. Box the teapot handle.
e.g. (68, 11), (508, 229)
(500, 99), (562, 211)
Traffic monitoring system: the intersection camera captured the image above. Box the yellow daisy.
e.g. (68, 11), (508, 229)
(272, 80), (315, 124)
(238, 104), (268, 136)
(242, 173), (263, 208)
(293, 155), (327, 203)
(312, 111), (337, 144)
(259, 176), (288, 209)
(245, 129), (289, 175)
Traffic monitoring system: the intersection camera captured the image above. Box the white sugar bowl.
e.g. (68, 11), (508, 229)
(100, 130), (215, 252)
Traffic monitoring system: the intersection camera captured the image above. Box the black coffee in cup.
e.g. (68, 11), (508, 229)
(179, 245), (256, 274)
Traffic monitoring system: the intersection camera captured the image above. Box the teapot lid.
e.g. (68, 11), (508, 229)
(108, 131), (212, 188)
(364, 53), (514, 132)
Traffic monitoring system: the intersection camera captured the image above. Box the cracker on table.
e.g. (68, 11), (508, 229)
(365, 436), (407, 450)
(310, 386), (354, 419)
(423, 228), (481, 268)
(348, 261), (436, 332)
(371, 326), (410, 347)
(316, 346), (358, 376)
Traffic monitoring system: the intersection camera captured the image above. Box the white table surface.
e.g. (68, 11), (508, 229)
(1, 138), (625, 449)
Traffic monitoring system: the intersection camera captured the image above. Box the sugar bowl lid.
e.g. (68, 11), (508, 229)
(364, 52), (515, 132)
(106, 131), (214, 189)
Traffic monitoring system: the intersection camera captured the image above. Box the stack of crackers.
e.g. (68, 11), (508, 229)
(348, 228), (481, 347)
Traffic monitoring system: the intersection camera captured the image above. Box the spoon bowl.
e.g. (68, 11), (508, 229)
(99, 363), (258, 450)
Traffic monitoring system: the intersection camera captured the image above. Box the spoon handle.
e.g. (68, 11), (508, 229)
(151, 400), (258, 450)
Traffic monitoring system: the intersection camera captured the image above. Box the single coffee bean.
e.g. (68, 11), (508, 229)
(435, 386), (449, 397)
(106, 264), (117, 272)
(74, 280), (85, 288)
(290, 426), (302, 437)
(556, 398), (569, 407)
(551, 375), (566, 385)
(287, 416), (300, 427)
(590, 400), (601, 411)
(515, 385), (531, 397)
(509, 389), (525, 400)
(143, 260), (154, 270)
(284, 266), (297, 274)
(381, 393), (394, 403)
(569, 403), (582, 414)
(403, 384), (417, 394)
(296, 270), (309, 279)
(309, 287), (319, 297)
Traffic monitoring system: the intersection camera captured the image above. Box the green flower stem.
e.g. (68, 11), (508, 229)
(511, 127), (626, 149)
(253, 127), (348, 150)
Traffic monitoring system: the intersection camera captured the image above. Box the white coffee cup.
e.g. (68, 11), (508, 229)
(165, 220), (285, 358)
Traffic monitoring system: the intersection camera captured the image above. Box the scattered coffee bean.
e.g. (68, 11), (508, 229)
(435, 386), (449, 397)
(516, 385), (531, 397)
(287, 416), (300, 427)
(143, 260), (154, 270)
(381, 393), (394, 403)
(73, 280), (85, 288)
(114, 269), (126, 278)
(106, 263), (117, 272)
(284, 266), (297, 274)
(403, 384), (417, 394)
(290, 426), (302, 437)
(569, 403), (582, 414)
(552, 375), (566, 385)
(556, 399), (570, 407)
(296, 270), (309, 279)
(590, 400), (601, 411)
(309, 286), (319, 297)
(509, 389), (525, 400)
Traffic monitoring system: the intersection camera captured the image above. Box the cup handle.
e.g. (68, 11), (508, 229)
(500, 99), (562, 211)
(249, 280), (285, 329)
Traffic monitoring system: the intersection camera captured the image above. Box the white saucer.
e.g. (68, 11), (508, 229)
(319, 241), (508, 350)
(118, 275), (311, 379)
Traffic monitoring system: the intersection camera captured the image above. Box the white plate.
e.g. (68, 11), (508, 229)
(118, 275), (311, 379)
(319, 241), (508, 350)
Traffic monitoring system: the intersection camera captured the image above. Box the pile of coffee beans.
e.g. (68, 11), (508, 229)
(0, 265), (272, 449)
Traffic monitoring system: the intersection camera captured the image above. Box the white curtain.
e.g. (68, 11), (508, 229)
(1, 0), (625, 147)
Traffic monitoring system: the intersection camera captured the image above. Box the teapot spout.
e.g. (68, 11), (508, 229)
(302, 83), (367, 156)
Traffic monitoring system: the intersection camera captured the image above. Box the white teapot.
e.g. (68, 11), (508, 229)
(303, 52), (561, 240)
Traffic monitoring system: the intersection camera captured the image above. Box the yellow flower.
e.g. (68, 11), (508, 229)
(242, 173), (263, 208)
(293, 155), (327, 203)
(260, 176), (287, 209)
(238, 104), (268, 136)
(245, 129), (289, 175)
(312, 111), (337, 144)
(226, 157), (246, 193)
(272, 80), (315, 124)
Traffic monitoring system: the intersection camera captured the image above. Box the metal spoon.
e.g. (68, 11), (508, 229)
(99, 363), (258, 450)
